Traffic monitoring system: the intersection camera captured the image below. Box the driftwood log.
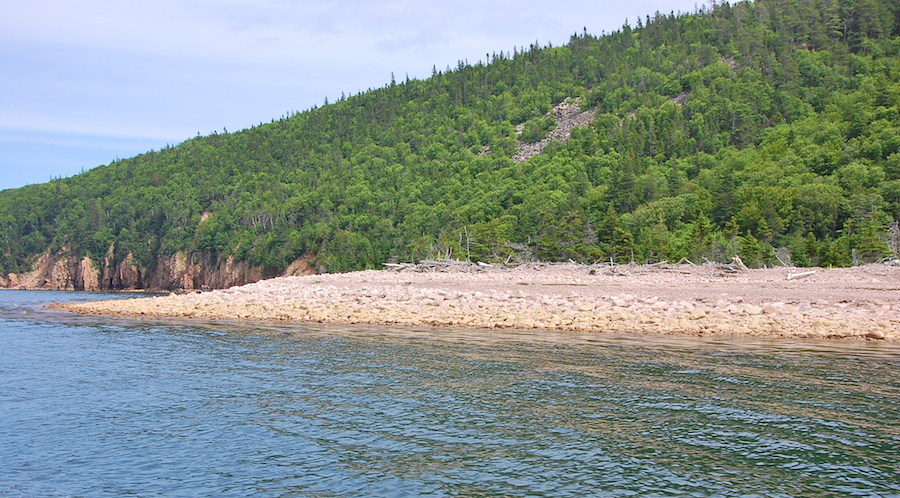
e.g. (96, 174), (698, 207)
(382, 259), (750, 275)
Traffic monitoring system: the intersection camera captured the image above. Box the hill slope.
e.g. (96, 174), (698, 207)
(3, 0), (900, 290)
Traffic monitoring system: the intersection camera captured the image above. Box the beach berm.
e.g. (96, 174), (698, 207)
(51, 263), (900, 341)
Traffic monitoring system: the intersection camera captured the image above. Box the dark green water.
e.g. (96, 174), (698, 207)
(1, 291), (898, 497)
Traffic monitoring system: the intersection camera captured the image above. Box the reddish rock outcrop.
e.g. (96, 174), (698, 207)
(1, 247), (317, 292)
(73, 256), (100, 291)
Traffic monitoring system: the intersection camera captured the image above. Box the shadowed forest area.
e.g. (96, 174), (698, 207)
(3, 0), (900, 285)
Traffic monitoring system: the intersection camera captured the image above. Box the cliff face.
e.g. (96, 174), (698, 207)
(6, 249), (85, 291)
(1, 247), (316, 291)
(145, 252), (269, 291)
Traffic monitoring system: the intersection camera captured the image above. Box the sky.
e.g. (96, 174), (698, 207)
(1, 0), (703, 191)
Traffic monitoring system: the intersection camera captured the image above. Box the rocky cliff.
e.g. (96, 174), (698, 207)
(1, 246), (316, 292)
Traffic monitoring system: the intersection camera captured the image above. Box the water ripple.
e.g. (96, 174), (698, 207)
(1, 290), (899, 496)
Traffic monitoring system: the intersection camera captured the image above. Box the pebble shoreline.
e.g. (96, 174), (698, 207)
(50, 264), (900, 342)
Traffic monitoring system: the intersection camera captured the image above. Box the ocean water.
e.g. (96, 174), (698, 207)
(1, 290), (898, 497)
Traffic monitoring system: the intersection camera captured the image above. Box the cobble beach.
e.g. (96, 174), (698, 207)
(51, 263), (900, 341)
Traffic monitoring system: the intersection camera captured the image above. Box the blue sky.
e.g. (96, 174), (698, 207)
(1, 0), (702, 191)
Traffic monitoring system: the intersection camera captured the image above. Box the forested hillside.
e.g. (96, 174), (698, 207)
(3, 0), (900, 289)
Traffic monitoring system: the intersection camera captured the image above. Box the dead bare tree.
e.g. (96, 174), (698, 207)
(889, 222), (900, 259)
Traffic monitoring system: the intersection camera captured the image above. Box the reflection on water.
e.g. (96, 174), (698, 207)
(1, 290), (899, 497)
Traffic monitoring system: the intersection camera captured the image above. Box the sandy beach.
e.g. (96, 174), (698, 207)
(50, 262), (900, 341)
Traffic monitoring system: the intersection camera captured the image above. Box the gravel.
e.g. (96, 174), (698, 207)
(51, 263), (900, 342)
